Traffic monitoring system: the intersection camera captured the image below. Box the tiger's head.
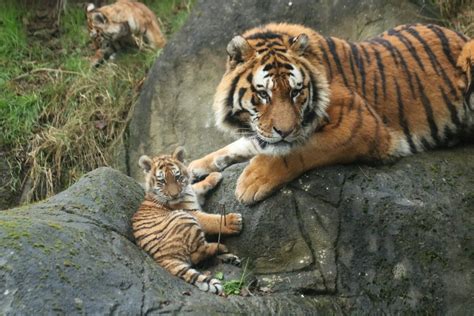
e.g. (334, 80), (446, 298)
(85, 3), (128, 45)
(85, 3), (103, 42)
(139, 147), (191, 203)
(214, 27), (330, 155)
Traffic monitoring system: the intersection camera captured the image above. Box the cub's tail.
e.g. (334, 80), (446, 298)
(457, 40), (474, 109)
(163, 260), (223, 295)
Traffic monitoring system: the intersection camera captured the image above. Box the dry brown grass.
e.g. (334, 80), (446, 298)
(433, 0), (474, 37)
(20, 64), (142, 202)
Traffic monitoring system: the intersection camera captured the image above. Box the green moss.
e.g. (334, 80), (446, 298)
(47, 222), (63, 230)
(63, 259), (80, 269)
(0, 219), (32, 245)
(0, 264), (13, 272)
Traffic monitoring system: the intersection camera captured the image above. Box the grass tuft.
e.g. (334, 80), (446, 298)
(431, 0), (473, 37)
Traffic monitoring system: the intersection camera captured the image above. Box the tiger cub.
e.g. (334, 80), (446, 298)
(132, 147), (242, 295)
(86, 0), (166, 66)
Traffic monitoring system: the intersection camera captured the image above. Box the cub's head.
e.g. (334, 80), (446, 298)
(138, 147), (190, 202)
(85, 3), (127, 40)
(214, 27), (330, 155)
(85, 3), (104, 39)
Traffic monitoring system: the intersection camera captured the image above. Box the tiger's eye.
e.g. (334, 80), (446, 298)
(291, 89), (301, 98)
(257, 90), (269, 100)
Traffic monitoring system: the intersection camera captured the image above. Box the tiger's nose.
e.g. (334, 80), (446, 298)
(273, 127), (293, 138)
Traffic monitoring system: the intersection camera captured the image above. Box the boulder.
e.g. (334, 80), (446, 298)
(128, 0), (435, 177)
(0, 167), (340, 314)
(1, 150), (472, 314)
(204, 146), (474, 313)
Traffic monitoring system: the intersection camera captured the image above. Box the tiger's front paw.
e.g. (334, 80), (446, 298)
(188, 155), (219, 181)
(235, 157), (288, 205)
(223, 213), (242, 234)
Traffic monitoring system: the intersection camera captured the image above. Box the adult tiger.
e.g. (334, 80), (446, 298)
(188, 23), (474, 205)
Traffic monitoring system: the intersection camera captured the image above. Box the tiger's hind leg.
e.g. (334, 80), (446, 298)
(217, 253), (241, 266)
(160, 258), (223, 295)
(190, 242), (228, 265)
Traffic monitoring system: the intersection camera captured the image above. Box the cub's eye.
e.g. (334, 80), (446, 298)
(257, 90), (269, 100)
(291, 89), (301, 98)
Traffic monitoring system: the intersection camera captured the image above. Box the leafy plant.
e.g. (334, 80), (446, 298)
(216, 259), (250, 296)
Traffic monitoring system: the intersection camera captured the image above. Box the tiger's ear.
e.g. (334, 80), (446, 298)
(172, 146), (185, 163)
(138, 155), (152, 173)
(227, 35), (253, 64)
(86, 3), (95, 13)
(290, 34), (309, 55)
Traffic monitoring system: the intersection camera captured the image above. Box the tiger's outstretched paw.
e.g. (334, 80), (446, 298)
(217, 253), (241, 266)
(188, 155), (219, 181)
(224, 213), (243, 234)
(235, 169), (275, 205)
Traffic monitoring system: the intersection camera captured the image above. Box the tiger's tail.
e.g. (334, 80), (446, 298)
(457, 40), (474, 110)
(162, 260), (223, 295)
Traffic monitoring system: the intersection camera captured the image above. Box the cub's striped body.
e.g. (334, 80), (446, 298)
(86, 0), (166, 66)
(189, 23), (474, 205)
(132, 147), (242, 295)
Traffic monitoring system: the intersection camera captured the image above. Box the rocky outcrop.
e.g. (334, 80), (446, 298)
(204, 146), (474, 313)
(1, 150), (472, 314)
(128, 0), (435, 178)
(0, 167), (340, 314)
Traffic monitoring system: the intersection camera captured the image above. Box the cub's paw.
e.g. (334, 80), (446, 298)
(224, 213), (243, 234)
(196, 278), (223, 295)
(217, 253), (241, 266)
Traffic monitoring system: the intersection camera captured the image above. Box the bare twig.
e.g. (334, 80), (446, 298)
(13, 68), (82, 81)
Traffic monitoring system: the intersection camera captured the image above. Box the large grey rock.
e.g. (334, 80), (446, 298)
(0, 167), (340, 314)
(128, 0), (434, 178)
(204, 146), (474, 313)
(1, 151), (472, 314)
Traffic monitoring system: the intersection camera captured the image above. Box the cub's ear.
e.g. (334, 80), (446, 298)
(226, 35), (253, 65)
(138, 155), (152, 173)
(290, 34), (309, 55)
(172, 146), (185, 163)
(86, 3), (95, 12)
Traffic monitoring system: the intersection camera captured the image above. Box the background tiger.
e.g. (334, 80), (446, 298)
(86, 0), (166, 66)
(132, 147), (242, 295)
(188, 23), (474, 205)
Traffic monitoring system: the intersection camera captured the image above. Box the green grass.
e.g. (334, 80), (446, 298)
(0, 0), (194, 205)
(215, 259), (250, 296)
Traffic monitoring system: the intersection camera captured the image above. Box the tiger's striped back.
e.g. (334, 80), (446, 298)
(310, 23), (473, 154)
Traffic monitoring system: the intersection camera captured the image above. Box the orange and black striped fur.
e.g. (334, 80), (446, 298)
(132, 147), (242, 295)
(86, 0), (166, 66)
(189, 23), (474, 205)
